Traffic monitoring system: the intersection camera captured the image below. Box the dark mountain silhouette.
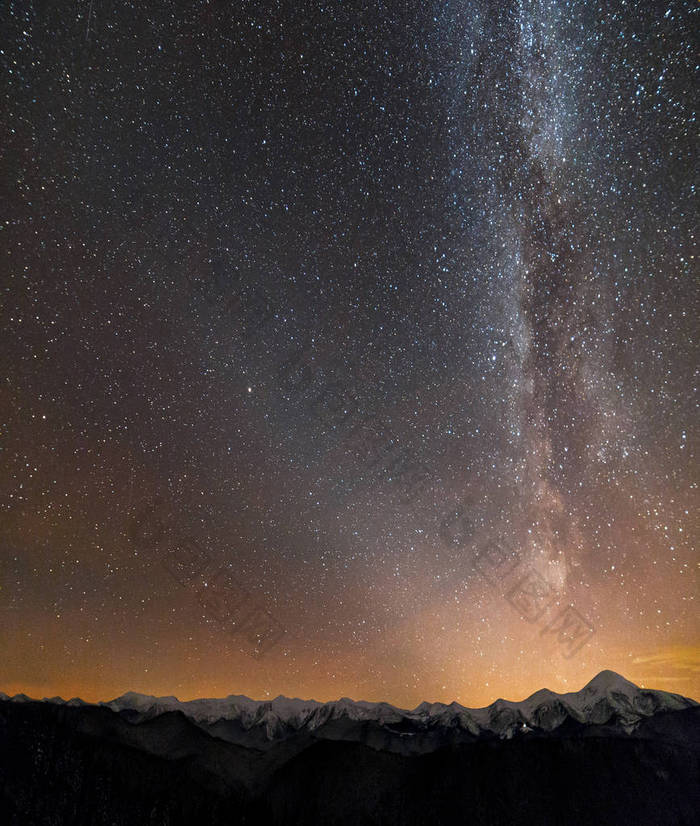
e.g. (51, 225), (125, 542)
(1, 672), (698, 825)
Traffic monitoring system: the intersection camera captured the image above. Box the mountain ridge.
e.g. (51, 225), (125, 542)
(2, 676), (698, 825)
(3, 670), (696, 745)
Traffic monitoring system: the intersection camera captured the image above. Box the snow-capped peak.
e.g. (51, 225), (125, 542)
(5, 673), (697, 743)
(105, 691), (180, 711)
(582, 670), (639, 694)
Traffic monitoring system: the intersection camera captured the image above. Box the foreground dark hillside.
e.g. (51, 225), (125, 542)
(1, 699), (698, 825)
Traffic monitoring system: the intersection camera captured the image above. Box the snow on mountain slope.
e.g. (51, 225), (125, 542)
(5, 671), (696, 743)
(556, 669), (692, 730)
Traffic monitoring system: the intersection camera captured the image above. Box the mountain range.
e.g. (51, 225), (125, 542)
(1, 671), (698, 825)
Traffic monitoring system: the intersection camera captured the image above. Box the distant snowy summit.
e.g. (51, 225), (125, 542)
(4, 671), (696, 743)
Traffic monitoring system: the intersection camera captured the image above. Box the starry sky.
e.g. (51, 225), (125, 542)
(1, 0), (698, 708)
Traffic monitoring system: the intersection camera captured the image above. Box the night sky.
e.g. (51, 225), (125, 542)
(2, 0), (698, 707)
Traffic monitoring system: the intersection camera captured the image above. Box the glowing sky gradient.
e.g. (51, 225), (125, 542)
(1, 0), (698, 708)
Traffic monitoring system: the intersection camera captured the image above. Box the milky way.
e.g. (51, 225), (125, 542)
(1, 1), (697, 706)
